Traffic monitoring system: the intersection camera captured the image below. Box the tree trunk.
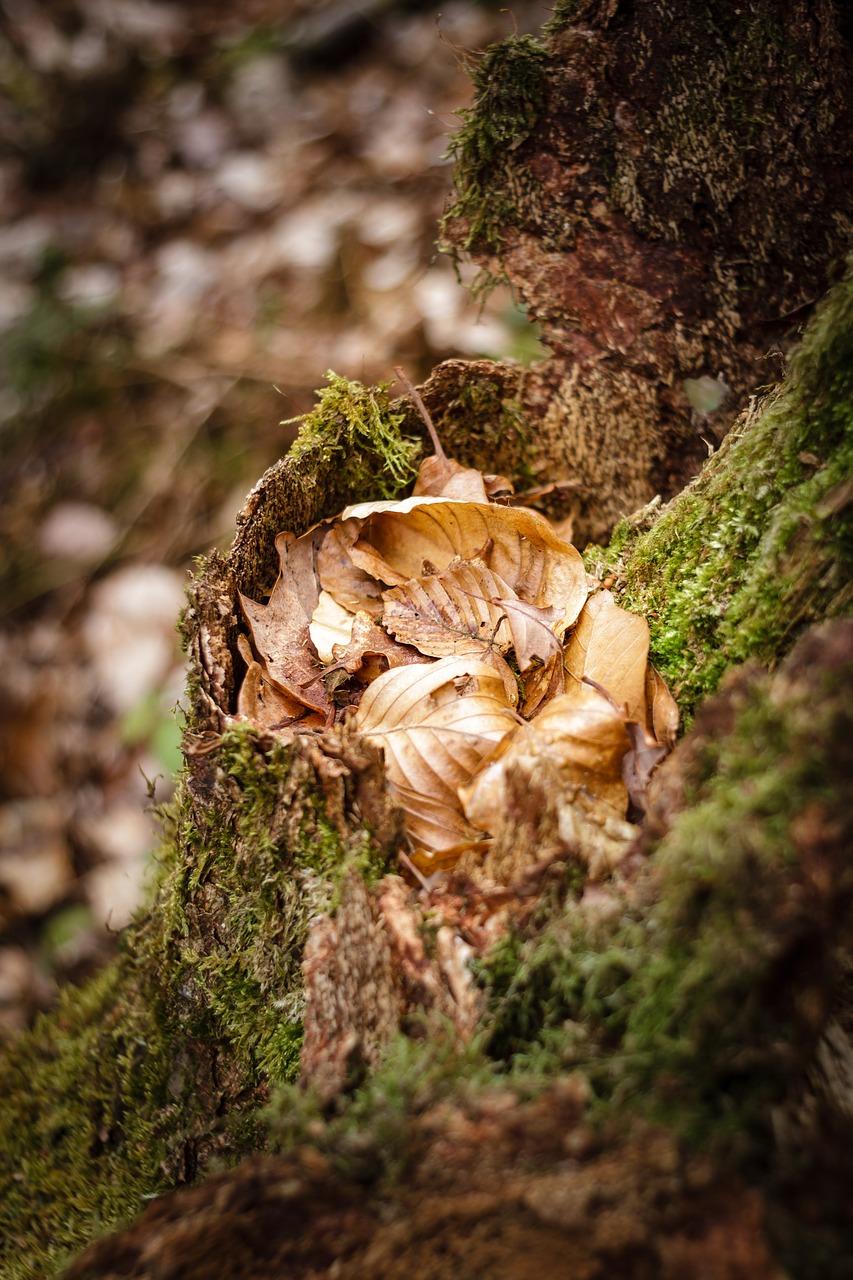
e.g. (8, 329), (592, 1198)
(2, 5), (853, 1278)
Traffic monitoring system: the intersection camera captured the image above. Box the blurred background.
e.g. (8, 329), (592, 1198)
(0, 0), (551, 1036)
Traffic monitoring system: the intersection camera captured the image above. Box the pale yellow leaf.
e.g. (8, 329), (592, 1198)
(352, 655), (516, 852)
(309, 590), (354, 663)
(350, 500), (588, 633)
(563, 590), (649, 723)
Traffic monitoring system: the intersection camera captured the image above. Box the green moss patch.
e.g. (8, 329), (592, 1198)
(286, 372), (421, 500)
(0, 724), (394, 1278)
(441, 34), (549, 288)
(478, 641), (853, 1162)
(585, 264), (853, 717)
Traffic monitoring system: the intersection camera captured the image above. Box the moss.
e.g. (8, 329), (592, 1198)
(284, 372), (421, 501)
(592, 264), (853, 718)
(268, 1027), (498, 1186)
(478, 649), (853, 1163)
(0, 720), (394, 1278)
(441, 34), (549, 289)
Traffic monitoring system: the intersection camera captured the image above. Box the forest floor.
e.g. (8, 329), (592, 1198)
(0, 0), (551, 1035)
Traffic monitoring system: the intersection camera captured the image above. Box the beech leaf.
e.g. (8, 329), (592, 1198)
(329, 611), (431, 681)
(238, 527), (329, 715)
(235, 635), (308, 730)
(350, 500), (588, 633)
(563, 589), (649, 723)
(459, 682), (634, 871)
(645, 662), (680, 748)
(316, 518), (384, 616)
(352, 655), (516, 852)
(381, 558), (513, 659)
(412, 453), (489, 503)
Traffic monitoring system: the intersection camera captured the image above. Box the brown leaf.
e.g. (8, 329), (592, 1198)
(520, 652), (565, 719)
(383, 557), (562, 679)
(330, 611), (431, 682)
(352, 655), (516, 853)
(622, 722), (668, 820)
(381, 558), (513, 659)
(236, 634), (306, 728)
(238, 527), (329, 715)
(316, 518), (384, 617)
(645, 663), (679, 749)
(461, 683), (632, 837)
(412, 453), (489, 503)
(350, 500), (588, 633)
(564, 590), (649, 723)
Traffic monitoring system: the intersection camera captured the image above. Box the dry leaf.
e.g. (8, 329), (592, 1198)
(381, 558), (512, 658)
(316, 519), (384, 617)
(309, 590), (355, 663)
(271, 528), (323, 618)
(329, 611), (431, 682)
(412, 453), (489, 503)
(622, 721), (668, 819)
(645, 663), (679, 748)
(235, 635), (307, 729)
(564, 590), (649, 723)
(350, 501), (588, 633)
(352, 655), (516, 852)
(461, 683), (631, 829)
(459, 682), (634, 875)
(238, 528), (329, 715)
(520, 652), (565, 718)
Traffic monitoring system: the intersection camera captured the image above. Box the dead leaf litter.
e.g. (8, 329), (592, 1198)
(237, 382), (679, 879)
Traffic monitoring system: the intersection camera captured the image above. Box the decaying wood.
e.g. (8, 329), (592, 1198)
(2, 6), (853, 1277)
(441, 0), (853, 541)
(65, 1100), (779, 1280)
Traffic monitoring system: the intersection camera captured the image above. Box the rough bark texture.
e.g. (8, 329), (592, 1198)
(2, 6), (853, 1279)
(442, 0), (853, 541)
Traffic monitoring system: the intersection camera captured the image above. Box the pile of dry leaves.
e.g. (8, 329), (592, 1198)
(236, 376), (678, 880)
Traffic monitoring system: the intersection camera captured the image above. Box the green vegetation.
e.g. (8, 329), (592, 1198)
(585, 261), (853, 717)
(269, 1026), (498, 1185)
(441, 34), (549, 288)
(478, 648), (853, 1160)
(0, 722), (394, 1278)
(286, 372), (422, 500)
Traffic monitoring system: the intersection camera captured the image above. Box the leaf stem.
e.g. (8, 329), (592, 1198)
(394, 366), (447, 462)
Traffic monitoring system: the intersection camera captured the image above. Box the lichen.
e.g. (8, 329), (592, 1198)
(285, 372), (421, 500)
(440, 34), (549, 290)
(584, 262), (853, 718)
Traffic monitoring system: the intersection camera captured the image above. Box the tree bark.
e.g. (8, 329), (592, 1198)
(442, 0), (853, 542)
(2, 6), (853, 1278)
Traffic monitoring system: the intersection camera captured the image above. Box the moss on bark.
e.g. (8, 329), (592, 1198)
(585, 260), (853, 716)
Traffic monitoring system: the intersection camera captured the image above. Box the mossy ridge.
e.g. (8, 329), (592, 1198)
(584, 263), (853, 717)
(478, 646), (853, 1162)
(285, 371), (421, 501)
(0, 723), (392, 1278)
(440, 34), (549, 291)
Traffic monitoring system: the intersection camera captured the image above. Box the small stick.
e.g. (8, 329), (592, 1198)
(398, 847), (432, 893)
(394, 365), (447, 461)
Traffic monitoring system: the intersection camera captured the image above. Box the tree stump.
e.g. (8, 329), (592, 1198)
(2, 5), (853, 1277)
